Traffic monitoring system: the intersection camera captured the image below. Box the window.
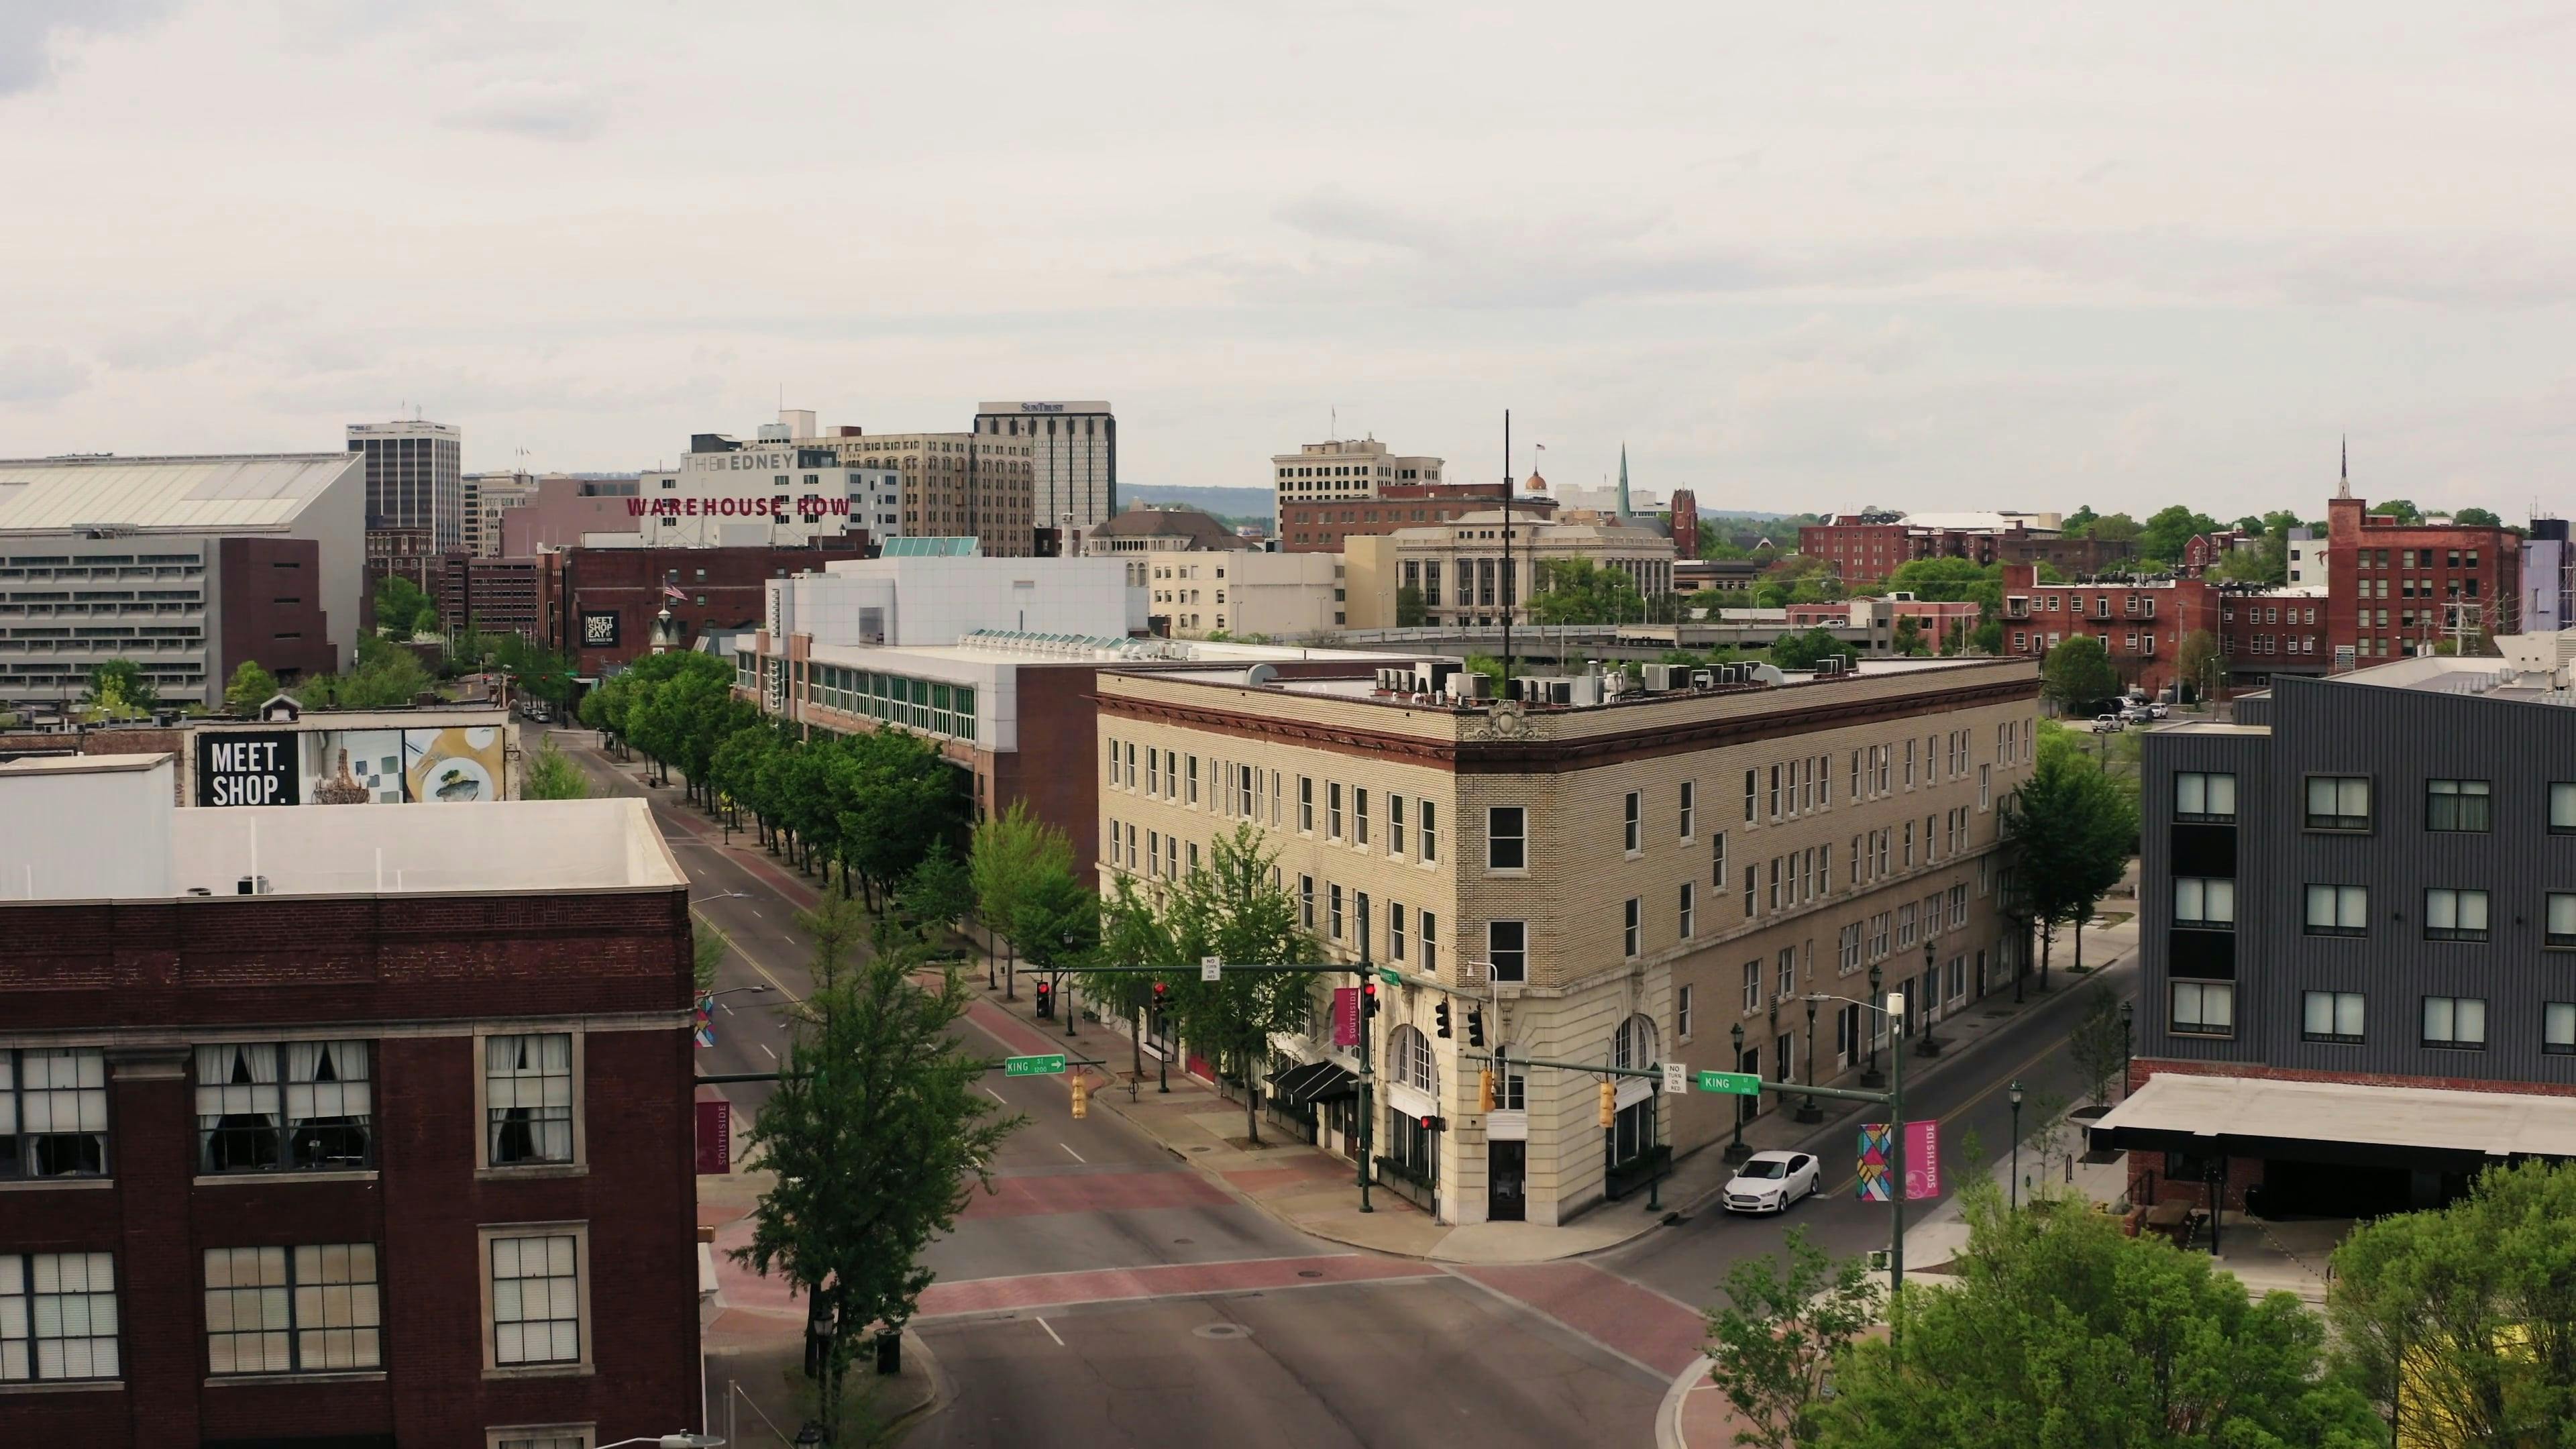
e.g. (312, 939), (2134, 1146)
(1741, 961), (1761, 1012)
(2169, 982), (2234, 1036)
(1421, 912), (1438, 972)
(1743, 865), (1757, 916)
(1299, 875), (1315, 930)
(1678, 882), (1695, 938)
(1623, 791), (1642, 853)
(1487, 806), (1527, 871)
(1948, 883), (1967, 930)
(1778, 948), (1796, 1000)
(2173, 877), (2235, 930)
(1389, 903), (1407, 961)
(491, 1432), (595, 1449)
(2425, 779), (2492, 833)
(1623, 898), (1642, 958)
(1389, 795), (1406, 857)
(204, 1244), (381, 1375)
(2174, 771), (2236, 822)
(1678, 782), (1695, 841)
(1148, 750), (1162, 796)
(1712, 830), (1727, 890)
(1768, 765), (1781, 819)
(2302, 991), (2365, 1044)
(1978, 763), (1991, 812)
(486, 1229), (586, 1368)
(1299, 777), (1314, 832)
(1419, 799), (1437, 862)
(2551, 784), (2576, 835)
(2548, 894), (2576, 948)
(2305, 775), (2371, 830)
(486, 1034), (576, 1168)
(0, 1252), (118, 1382)
(2421, 996), (2487, 1050)
(2304, 885), (2369, 937)
(2424, 888), (2490, 942)
(1744, 769), (1758, 823)
(1677, 985), (1695, 1042)
(1488, 920), (1526, 982)
(1329, 884), (1345, 940)
(1328, 784), (1344, 840)
(195, 1041), (372, 1173)
(1354, 788), (1370, 847)
(0, 1047), (107, 1179)
(2546, 1002), (2575, 1055)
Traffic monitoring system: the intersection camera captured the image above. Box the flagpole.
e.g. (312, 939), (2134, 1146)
(1501, 410), (1512, 690)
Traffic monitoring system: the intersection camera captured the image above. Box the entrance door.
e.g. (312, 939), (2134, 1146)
(1837, 1004), (1860, 1067)
(1775, 1033), (1794, 1088)
(1488, 1141), (1527, 1222)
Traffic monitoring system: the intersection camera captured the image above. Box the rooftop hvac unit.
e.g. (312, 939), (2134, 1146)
(1462, 672), (1494, 700)
(235, 875), (272, 896)
(1552, 679), (1577, 706)
(1641, 663), (1678, 692)
(1422, 660), (1458, 695)
(1691, 669), (1715, 690)
(1750, 663), (1787, 686)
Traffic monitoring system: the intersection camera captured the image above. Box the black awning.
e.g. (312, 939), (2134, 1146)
(1271, 1059), (1358, 1107)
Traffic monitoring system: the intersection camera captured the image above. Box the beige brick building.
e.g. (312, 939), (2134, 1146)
(1092, 656), (2041, 1226)
(801, 429), (1036, 556)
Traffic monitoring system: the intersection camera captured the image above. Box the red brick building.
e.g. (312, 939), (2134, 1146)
(437, 552), (543, 641)
(0, 757), (700, 1449)
(1668, 490), (1699, 559)
(540, 541), (868, 676)
(2216, 588), (2326, 681)
(1801, 514), (2137, 586)
(2324, 496), (2523, 666)
(2001, 564), (2212, 698)
(1279, 484), (1539, 553)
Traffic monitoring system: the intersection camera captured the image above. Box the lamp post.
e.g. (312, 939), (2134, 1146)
(1723, 1022), (1752, 1162)
(1062, 930), (1081, 1040)
(1797, 996), (1823, 1123)
(1915, 937), (1943, 1056)
(1860, 962), (1885, 1088)
(2119, 998), (2135, 1098)
(703, 985), (771, 1004)
(2008, 1079), (2025, 1212)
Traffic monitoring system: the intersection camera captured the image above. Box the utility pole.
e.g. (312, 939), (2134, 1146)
(1499, 409), (1513, 690)
(1356, 938), (1375, 1214)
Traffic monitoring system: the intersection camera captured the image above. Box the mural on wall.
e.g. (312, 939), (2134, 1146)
(301, 730), (408, 804)
(403, 726), (505, 803)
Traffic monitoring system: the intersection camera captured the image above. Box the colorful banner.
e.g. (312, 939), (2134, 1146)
(1858, 1121), (1941, 1201)
(1331, 987), (1360, 1048)
(693, 994), (715, 1048)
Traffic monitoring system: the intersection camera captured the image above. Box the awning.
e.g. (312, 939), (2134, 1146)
(2088, 1073), (2576, 1171)
(1271, 1059), (1358, 1107)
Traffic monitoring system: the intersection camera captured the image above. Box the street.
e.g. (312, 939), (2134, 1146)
(549, 725), (2137, 1447)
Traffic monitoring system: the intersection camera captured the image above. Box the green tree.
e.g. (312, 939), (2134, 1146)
(521, 736), (592, 800)
(2326, 1160), (2576, 1446)
(1704, 1226), (1883, 1448)
(694, 921), (727, 994)
(735, 898), (1022, 1448)
(373, 576), (440, 637)
(2039, 634), (2121, 714)
(2068, 989), (2127, 1112)
(1529, 557), (1648, 625)
(971, 801), (1074, 998)
(2000, 751), (2136, 992)
(1012, 863), (1101, 1020)
(894, 843), (975, 945)
(83, 658), (158, 718)
(1813, 1191), (2381, 1449)
(2369, 498), (2423, 523)
(1883, 557), (1997, 603)
(1770, 627), (1859, 672)
(1892, 616), (1928, 657)
(2174, 629), (2224, 704)
(2062, 504), (2100, 537)
(1395, 584), (1429, 627)
(2086, 511), (2143, 545)
(2139, 504), (2222, 569)
(2453, 506), (2504, 528)
(222, 660), (278, 716)
(1968, 618), (2004, 655)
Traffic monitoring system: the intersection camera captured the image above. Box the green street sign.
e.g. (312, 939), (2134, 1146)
(1004, 1054), (1068, 1077)
(1697, 1070), (1761, 1096)
(1379, 968), (1402, 986)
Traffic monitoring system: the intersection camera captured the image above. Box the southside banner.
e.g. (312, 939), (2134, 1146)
(1331, 987), (1360, 1048)
(1856, 1120), (1941, 1201)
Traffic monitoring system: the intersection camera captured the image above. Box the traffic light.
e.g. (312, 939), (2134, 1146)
(1070, 1073), (1089, 1119)
(1478, 1071), (1496, 1113)
(1434, 1000), (1452, 1038)
(1466, 1009), (1485, 1047)
(1361, 979), (1380, 1018)
(1034, 979), (1054, 1020)
(1597, 1080), (1616, 1128)
(1150, 980), (1169, 1012)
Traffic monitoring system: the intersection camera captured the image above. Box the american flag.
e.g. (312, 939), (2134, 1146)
(663, 584), (689, 602)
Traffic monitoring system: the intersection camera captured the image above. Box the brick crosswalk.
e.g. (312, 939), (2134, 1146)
(1453, 1263), (1711, 1378)
(959, 1168), (1234, 1220)
(916, 1252), (1445, 1319)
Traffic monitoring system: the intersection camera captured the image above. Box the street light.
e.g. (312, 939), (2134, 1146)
(1809, 987), (1913, 1305)
(1860, 962), (1885, 1088)
(2118, 999), (2135, 1099)
(704, 984), (771, 1002)
(1796, 996), (1823, 1123)
(1915, 937), (1943, 1057)
(2008, 1078), (2025, 1212)
(1723, 1021), (1752, 1163)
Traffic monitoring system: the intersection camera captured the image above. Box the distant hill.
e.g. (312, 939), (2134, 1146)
(1119, 484), (1275, 527)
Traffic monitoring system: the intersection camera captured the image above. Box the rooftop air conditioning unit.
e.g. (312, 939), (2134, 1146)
(1462, 672), (1493, 700)
(235, 875), (272, 896)
(1690, 669), (1714, 690)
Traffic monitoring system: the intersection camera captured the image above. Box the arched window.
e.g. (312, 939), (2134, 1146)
(1387, 1026), (1437, 1096)
(1610, 1014), (1659, 1169)
(1612, 1014), (1657, 1072)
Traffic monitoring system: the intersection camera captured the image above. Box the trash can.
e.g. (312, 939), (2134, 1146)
(875, 1329), (902, 1376)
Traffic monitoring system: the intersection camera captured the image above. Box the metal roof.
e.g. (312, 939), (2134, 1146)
(879, 536), (982, 557)
(0, 453), (360, 534)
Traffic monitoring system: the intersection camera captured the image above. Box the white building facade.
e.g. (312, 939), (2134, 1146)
(1271, 438), (1445, 514)
(632, 446), (900, 549)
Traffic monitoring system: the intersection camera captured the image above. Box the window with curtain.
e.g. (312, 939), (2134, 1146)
(195, 1041), (372, 1173)
(488, 1034), (576, 1167)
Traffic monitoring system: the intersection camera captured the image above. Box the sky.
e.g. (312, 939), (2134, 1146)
(3, 1), (2573, 521)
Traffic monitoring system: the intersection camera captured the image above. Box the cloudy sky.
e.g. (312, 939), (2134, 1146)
(4, 2), (2572, 519)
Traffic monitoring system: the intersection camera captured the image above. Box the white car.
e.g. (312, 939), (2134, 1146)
(1720, 1150), (1822, 1214)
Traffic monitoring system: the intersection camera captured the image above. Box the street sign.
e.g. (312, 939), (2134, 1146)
(1662, 1063), (1688, 1095)
(1201, 956), (1223, 983)
(1004, 1054), (1068, 1077)
(1379, 967), (1402, 986)
(1696, 1069), (1760, 1096)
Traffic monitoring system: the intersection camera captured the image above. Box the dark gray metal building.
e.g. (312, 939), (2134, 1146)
(2096, 661), (2576, 1217)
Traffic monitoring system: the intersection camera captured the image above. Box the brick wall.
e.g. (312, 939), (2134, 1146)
(217, 537), (341, 686)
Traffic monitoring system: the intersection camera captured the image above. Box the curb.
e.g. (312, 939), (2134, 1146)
(1658, 1354), (1712, 1449)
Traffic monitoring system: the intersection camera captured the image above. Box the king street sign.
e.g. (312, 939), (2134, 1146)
(1696, 1069), (1761, 1096)
(1004, 1054), (1068, 1077)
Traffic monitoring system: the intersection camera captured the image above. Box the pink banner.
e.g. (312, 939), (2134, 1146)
(1332, 987), (1360, 1047)
(1859, 1120), (1941, 1201)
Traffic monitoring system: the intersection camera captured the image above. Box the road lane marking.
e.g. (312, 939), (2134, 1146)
(760, 1043), (778, 1061)
(984, 1086), (1009, 1104)
(1060, 1143), (1086, 1163)
(752, 909), (763, 919)
(688, 912), (804, 1004)
(1036, 1317), (1065, 1346)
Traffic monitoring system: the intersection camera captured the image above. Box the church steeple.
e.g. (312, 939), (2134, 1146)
(1617, 443), (1631, 520)
(2339, 435), (2350, 500)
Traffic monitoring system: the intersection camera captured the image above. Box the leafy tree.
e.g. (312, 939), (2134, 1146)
(894, 843), (975, 945)
(2039, 634), (2121, 714)
(694, 922), (727, 995)
(1813, 1189), (2381, 1449)
(1882, 557), (1997, 604)
(83, 658), (158, 718)
(2139, 504), (2222, 569)
(1770, 628), (1859, 672)
(2068, 989), (2127, 1112)
(1703, 1226), (1883, 1448)
(2086, 511), (2143, 545)
(2062, 504), (2100, 536)
(1529, 557), (1648, 625)
(2453, 506), (2504, 528)
(2326, 1160), (2576, 1446)
(1968, 619), (2004, 655)
(1461, 653), (1505, 685)
(521, 736), (592, 800)
(372, 576), (440, 637)
(222, 661), (278, 716)
(2000, 751), (2135, 992)
(1012, 863), (1100, 1021)
(1395, 584), (1428, 627)
(1892, 616), (1928, 657)
(734, 897), (1022, 1448)
(2369, 498), (2423, 523)
(2174, 629), (2224, 704)
(971, 801), (1074, 998)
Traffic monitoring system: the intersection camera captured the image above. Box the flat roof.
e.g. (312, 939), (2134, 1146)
(2322, 655), (2576, 703)
(0, 752), (170, 777)
(0, 453), (360, 534)
(2092, 1073), (2576, 1163)
(2159, 722), (2272, 736)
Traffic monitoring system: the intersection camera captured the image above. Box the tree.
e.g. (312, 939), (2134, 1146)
(1892, 616), (1928, 657)
(894, 844), (975, 945)
(1882, 557), (1996, 603)
(734, 897), (1022, 1448)
(2454, 506), (2504, 528)
(2174, 629), (2223, 704)
(2086, 511), (2143, 545)
(2000, 751), (2135, 992)
(83, 658), (158, 718)
(1813, 1190), (2381, 1449)
(2327, 1160), (2576, 1446)
(2039, 635), (2121, 714)
(971, 802), (1073, 998)
(2369, 498), (2423, 524)
(296, 646), (435, 710)
(694, 922), (727, 994)
(2067, 990), (2126, 1113)
(1703, 1226), (1882, 1448)
(1012, 863), (1100, 1022)
(373, 576), (440, 637)
(1770, 628), (1859, 672)
(1395, 584), (1428, 627)
(521, 736), (592, 800)
(1529, 557), (1648, 625)
(223, 661), (278, 716)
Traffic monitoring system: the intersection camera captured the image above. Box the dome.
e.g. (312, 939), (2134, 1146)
(1523, 469), (1549, 493)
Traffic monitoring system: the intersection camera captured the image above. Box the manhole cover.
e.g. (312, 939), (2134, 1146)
(1193, 1323), (1254, 1340)
(1296, 1270), (1324, 1279)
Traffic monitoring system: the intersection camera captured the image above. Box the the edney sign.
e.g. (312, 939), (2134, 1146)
(196, 731), (299, 806)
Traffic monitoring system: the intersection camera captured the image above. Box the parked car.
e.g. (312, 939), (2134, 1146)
(2092, 714), (2125, 733)
(2121, 704), (2152, 723)
(2147, 702), (2171, 719)
(1720, 1150), (1823, 1214)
